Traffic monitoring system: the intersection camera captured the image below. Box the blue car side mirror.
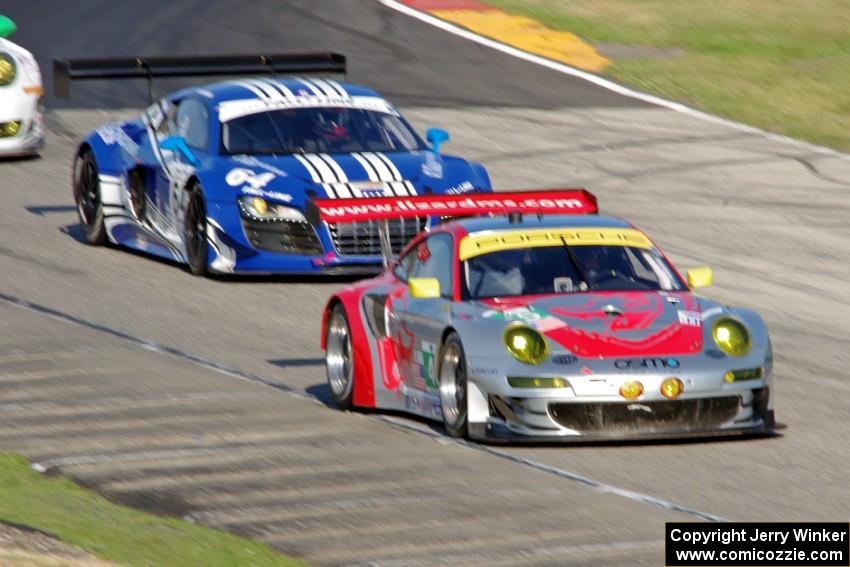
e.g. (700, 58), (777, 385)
(160, 135), (198, 166)
(426, 128), (450, 154)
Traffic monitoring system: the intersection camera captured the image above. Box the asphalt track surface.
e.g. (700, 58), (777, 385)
(2, 1), (850, 566)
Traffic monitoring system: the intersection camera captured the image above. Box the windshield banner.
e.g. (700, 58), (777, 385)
(306, 189), (598, 224)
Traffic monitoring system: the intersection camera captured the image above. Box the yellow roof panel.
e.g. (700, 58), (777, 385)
(459, 228), (652, 260)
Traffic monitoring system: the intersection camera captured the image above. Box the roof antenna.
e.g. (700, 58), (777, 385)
(508, 211), (523, 224)
(136, 58), (154, 104)
(261, 55), (276, 79)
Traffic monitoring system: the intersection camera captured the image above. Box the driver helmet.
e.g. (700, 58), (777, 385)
(581, 247), (631, 281)
(313, 109), (350, 146)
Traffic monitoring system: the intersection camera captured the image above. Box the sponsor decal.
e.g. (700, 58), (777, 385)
(347, 181), (396, 198)
(552, 354), (578, 365)
(705, 349), (726, 359)
(445, 181), (476, 195)
(483, 306), (545, 322)
(226, 167), (276, 191)
(678, 310), (701, 327)
(96, 124), (139, 155)
(145, 102), (165, 129)
(310, 190), (597, 222)
(422, 152), (444, 179)
(351, 181), (386, 191)
(472, 367), (499, 375)
(241, 186), (293, 203)
(581, 366), (593, 375)
(231, 155), (288, 177)
(217, 95), (398, 123)
(413, 341), (438, 390)
(614, 357), (680, 370)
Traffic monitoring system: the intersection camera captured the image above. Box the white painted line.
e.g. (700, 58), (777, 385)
(0, 292), (725, 523)
(348, 539), (662, 567)
(0, 391), (265, 415)
(30, 438), (361, 473)
(377, 0), (850, 162)
(377, 415), (728, 522)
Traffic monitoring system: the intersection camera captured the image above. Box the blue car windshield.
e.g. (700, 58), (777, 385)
(221, 107), (427, 155)
(462, 245), (684, 299)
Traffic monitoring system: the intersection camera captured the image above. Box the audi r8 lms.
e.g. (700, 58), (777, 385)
(58, 53), (491, 275)
(0, 15), (44, 157)
(318, 191), (774, 442)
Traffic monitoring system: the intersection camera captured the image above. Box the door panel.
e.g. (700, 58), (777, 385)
(387, 233), (455, 397)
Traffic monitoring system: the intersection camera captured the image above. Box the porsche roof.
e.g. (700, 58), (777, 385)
(456, 214), (633, 234)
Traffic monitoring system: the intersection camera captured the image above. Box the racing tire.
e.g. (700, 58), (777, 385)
(183, 182), (209, 276)
(73, 148), (107, 245)
(325, 304), (355, 410)
(438, 332), (469, 438)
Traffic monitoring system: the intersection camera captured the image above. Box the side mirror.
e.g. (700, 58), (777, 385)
(160, 135), (199, 166)
(686, 267), (713, 289)
(0, 16), (16, 38)
(409, 277), (441, 299)
(426, 128), (449, 154)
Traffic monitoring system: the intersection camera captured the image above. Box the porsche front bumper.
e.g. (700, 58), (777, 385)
(469, 387), (774, 443)
(0, 89), (43, 157)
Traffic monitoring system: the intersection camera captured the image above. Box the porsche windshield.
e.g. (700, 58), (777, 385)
(221, 107), (427, 155)
(462, 245), (684, 299)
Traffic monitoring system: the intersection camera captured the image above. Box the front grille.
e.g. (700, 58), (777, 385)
(328, 217), (426, 256)
(242, 218), (323, 255)
(549, 396), (741, 434)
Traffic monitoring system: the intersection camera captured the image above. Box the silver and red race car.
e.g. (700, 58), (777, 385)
(317, 190), (774, 442)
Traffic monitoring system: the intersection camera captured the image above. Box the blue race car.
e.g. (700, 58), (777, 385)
(58, 54), (492, 275)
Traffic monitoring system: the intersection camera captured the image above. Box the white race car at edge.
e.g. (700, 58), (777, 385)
(0, 15), (44, 157)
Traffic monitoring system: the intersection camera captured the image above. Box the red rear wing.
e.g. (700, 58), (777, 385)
(305, 189), (597, 225)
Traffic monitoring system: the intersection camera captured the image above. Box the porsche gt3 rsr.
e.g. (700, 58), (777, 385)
(318, 191), (775, 442)
(0, 16), (44, 157)
(56, 54), (491, 275)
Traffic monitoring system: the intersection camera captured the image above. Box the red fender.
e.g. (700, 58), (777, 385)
(321, 291), (376, 408)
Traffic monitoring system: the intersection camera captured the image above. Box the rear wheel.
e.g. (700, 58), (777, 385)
(325, 304), (354, 410)
(438, 332), (468, 438)
(183, 182), (208, 276)
(73, 148), (107, 245)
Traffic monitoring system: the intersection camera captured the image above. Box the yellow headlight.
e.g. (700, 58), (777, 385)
(713, 318), (751, 357)
(503, 325), (549, 365)
(660, 377), (684, 399)
(0, 121), (20, 138)
(619, 380), (644, 400)
(248, 197), (269, 216)
(0, 53), (15, 86)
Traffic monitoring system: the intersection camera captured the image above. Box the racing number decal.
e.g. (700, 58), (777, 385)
(225, 168), (276, 191)
(167, 161), (195, 231)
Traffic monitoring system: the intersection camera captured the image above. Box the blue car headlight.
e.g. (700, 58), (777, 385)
(238, 196), (306, 223)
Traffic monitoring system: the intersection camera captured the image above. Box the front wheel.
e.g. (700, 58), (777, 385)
(438, 332), (468, 438)
(183, 183), (208, 276)
(325, 304), (354, 410)
(73, 148), (107, 245)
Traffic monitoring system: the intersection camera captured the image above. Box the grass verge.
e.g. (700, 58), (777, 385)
(486, 0), (850, 151)
(0, 454), (308, 567)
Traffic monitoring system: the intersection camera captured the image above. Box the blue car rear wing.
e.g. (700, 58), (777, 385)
(53, 52), (346, 101)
